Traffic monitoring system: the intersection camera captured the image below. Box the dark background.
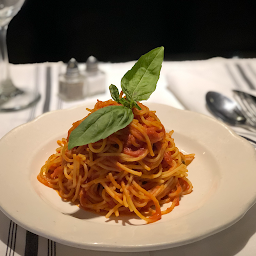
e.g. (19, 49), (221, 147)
(6, 0), (256, 64)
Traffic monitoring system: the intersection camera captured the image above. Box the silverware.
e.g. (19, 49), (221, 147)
(231, 63), (256, 125)
(206, 91), (256, 145)
(206, 91), (255, 128)
(225, 62), (256, 126)
(233, 90), (256, 125)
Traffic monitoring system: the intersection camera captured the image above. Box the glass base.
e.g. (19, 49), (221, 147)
(0, 89), (41, 112)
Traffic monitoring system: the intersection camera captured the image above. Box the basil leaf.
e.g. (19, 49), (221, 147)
(68, 105), (134, 149)
(109, 84), (120, 102)
(121, 46), (164, 102)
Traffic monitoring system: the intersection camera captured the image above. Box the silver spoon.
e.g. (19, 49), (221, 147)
(206, 91), (256, 145)
(206, 91), (256, 128)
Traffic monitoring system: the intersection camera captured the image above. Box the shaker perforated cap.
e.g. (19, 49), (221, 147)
(66, 58), (79, 76)
(86, 56), (98, 72)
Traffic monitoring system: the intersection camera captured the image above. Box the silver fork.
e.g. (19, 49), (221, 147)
(233, 90), (256, 126)
(230, 63), (256, 126)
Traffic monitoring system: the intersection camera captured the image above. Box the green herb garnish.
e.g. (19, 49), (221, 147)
(68, 105), (133, 149)
(68, 46), (164, 150)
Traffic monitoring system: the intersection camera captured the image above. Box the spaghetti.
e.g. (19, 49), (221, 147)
(38, 100), (194, 223)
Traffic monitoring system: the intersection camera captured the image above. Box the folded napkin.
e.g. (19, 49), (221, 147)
(164, 58), (256, 140)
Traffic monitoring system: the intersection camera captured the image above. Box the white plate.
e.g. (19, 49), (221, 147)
(0, 103), (256, 252)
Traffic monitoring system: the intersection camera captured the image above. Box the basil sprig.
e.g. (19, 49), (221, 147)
(68, 46), (164, 150)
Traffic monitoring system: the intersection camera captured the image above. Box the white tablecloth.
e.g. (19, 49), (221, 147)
(1, 59), (256, 256)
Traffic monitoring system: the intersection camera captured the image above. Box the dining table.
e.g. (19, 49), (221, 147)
(1, 57), (256, 256)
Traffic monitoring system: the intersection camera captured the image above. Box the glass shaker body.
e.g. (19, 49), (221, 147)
(59, 73), (87, 101)
(85, 70), (106, 96)
(58, 58), (88, 101)
(85, 56), (106, 96)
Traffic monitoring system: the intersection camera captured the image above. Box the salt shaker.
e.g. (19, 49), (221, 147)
(85, 56), (106, 96)
(59, 58), (87, 101)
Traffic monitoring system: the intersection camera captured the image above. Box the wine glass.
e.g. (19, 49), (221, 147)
(0, 0), (40, 111)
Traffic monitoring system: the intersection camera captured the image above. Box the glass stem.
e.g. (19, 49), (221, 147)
(0, 24), (15, 95)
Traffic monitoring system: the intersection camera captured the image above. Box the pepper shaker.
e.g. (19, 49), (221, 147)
(59, 58), (88, 101)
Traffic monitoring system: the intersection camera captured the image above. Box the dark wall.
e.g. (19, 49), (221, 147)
(6, 0), (256, 64)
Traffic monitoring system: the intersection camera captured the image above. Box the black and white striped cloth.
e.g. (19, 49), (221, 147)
(1, 60), (256, 256)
